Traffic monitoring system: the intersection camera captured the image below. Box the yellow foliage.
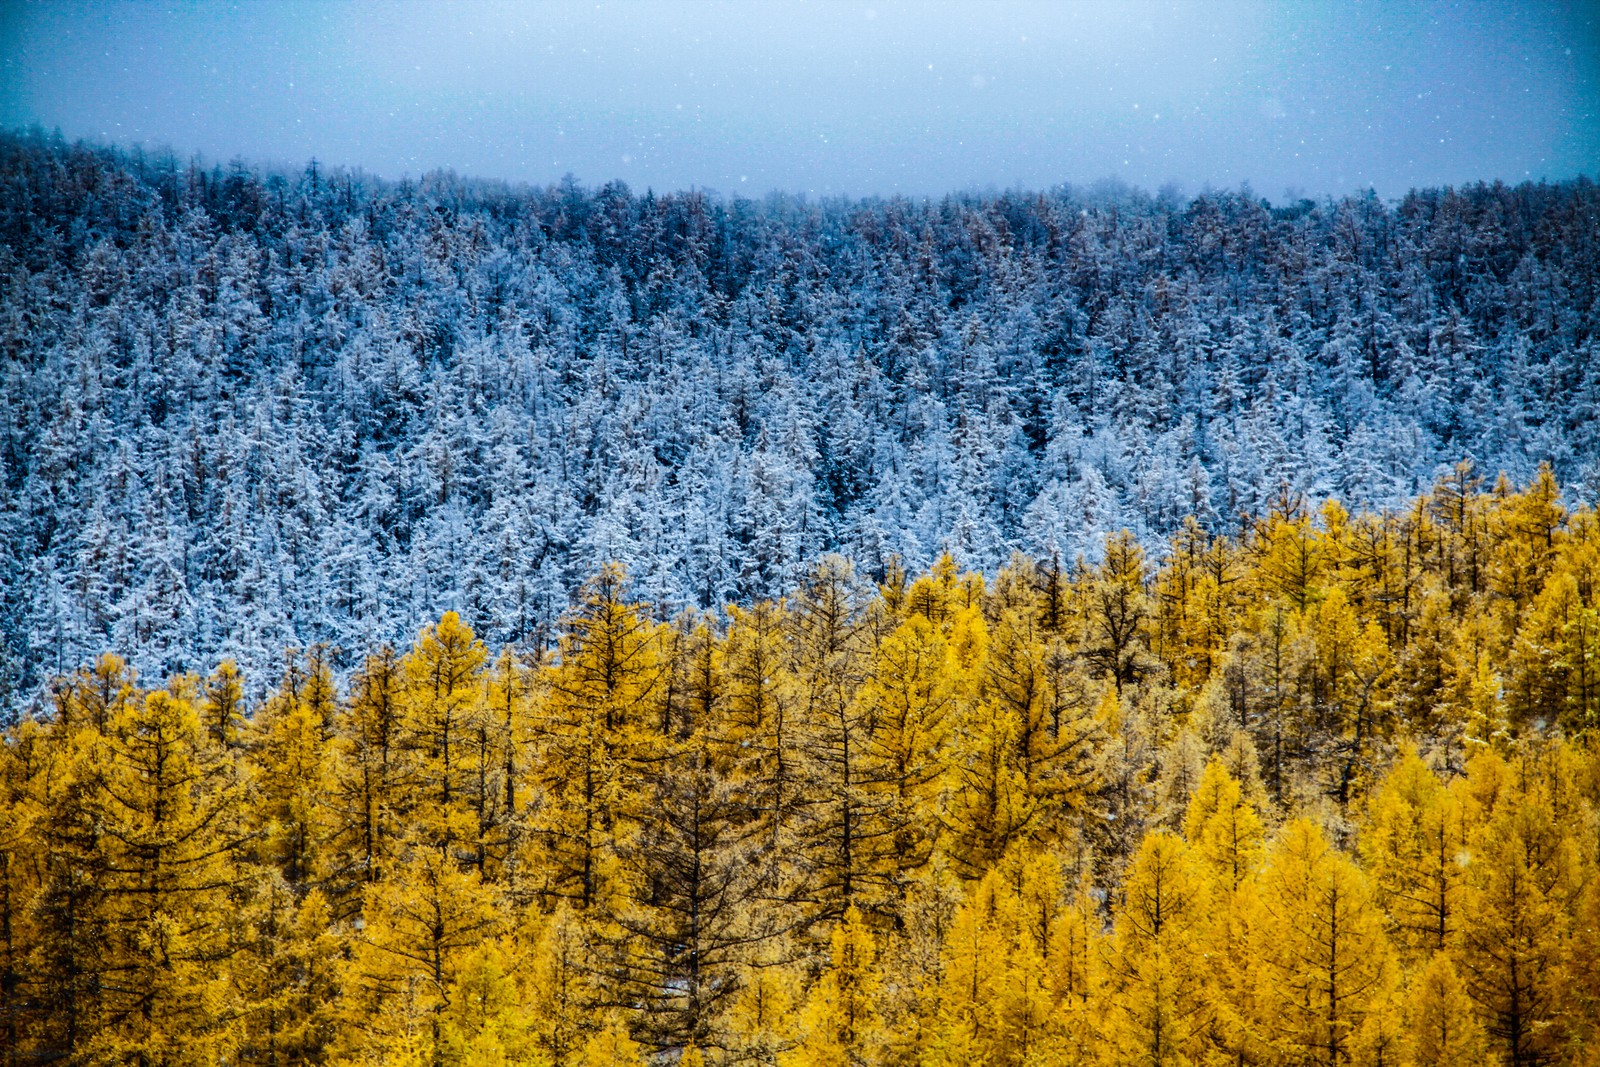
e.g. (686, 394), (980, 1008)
(579, 1021), (647, 1067)
(785, 907), (883, 1067)
(9, 470), (1600, 1066)
(1254, 819), (1393, 1067)
(1404, 953), (1487, 1067)
(1103, 829), (1209, 1067)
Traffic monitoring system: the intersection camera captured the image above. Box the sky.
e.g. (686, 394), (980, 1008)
(1, 1), (1596, 201)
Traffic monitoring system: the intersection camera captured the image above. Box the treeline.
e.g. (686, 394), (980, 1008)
(3, 468), (1600, 1065)
(5, 129), (1600, 704)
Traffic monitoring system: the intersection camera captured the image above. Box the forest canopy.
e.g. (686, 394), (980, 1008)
(3, 130), (1599, 1065)
(2, 130), (1599, 707)
(2, 471), (1599, 1066)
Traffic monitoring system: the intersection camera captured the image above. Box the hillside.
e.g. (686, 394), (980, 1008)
(2, 476), (1598, 1065)
(3, 131), (1599, 705)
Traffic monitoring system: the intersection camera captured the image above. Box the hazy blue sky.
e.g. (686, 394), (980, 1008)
(2, 1), (1595, 200)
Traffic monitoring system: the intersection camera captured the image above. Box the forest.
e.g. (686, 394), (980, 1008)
(4, 128), (1600, 1066)
(3, 131), (1600, 709)
(3, 468), (1600, 1066)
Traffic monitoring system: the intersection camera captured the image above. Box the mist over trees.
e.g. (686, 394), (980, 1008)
(3, 129), (1598, 706)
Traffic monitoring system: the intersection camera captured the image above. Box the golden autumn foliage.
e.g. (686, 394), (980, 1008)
(3, 466), (1600, 1065)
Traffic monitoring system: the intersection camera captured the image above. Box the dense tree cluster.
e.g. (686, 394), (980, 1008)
(4, 472), (1600, 1065)
(3, 130), (1599, 704)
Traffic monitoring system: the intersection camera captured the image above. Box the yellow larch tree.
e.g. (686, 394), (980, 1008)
(235, 881), (344, 1066)
(1045, 867), (1106, 1063)
(1250, 500), (1324, 614)
(1253, 818), (1393, 1067)
(606, 738), (768, 1056)
(436, 936), (541, 1067)
(12, 715), (114, 1062)
(902, 554), (966, 632)
(849, 612), (955, 912)
(661, 613), (719, 741)
(789, 556), (881, 922)
(478, 646), (534, 883)
(529, 566), (668, 909)
(923, 868), (1014, 1066)
(1403, 952), (1487, 1067)
(1102, 828), (1210, 1067)
(1202, 865), (1271, 1066)
(722, 948), (802, 1067)
(335, 848), (505, 1067)
(1564, 869), (1600, 1065)
(783, 907), (883, 1067)
(50, 651), (136, 733)
(924, 842), (1065, 1067)
(89, 688), (246, 1066)
(579, 1020), (648, 1067)
(1183, 756), (1264, 896)
(944, 608), (1098, 878)
(1428, 459), (1491, 597)
(0, 720), (36, 1065)
(522, 903), (606, 1066)
(715, 599), (802, 863)
(1455, 779), (1579, 1067)
(248, 650), (339, 892)
(1486, 464), (1564, 613)
(1080, 532), (1154, 692)
(201, 658), (247, 750)
(1462, 650), (1511, 754)
(1358, 746), (1468, 962)
(1390, 576), (1455, 736)
(1154, 517), (1243, 690)
(400, 611), (489, 857)
(329, 646), (413, 894)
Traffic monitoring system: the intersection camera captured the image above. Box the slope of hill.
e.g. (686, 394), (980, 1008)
(2, 130), (1597, 702)
(3, 478), (1598, 1065)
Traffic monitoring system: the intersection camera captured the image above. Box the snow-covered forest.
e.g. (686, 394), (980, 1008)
(2, 129), (1597, 703)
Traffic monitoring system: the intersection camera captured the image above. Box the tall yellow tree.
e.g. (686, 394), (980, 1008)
(790, 557), (879, 922)
(400, 612), (489, 856)
(924, 844), (1065, 1067)
(0, 720), (37, 1065)
(248, 651), (338, 892)
(944, 608), (1098, 877)
(1183, 756), (1264, 895)
(522, 903), (606, 1066)
(715, 599), (801, 853)
(329, 646), (413, 894)
(1081, 532), (1154, 691)
(1254, 818), (1392, 1067)
(784, 907), (883, 1067)
(1102, 829), (1210, 1067)
(1404, 953), (1487, 1067)
(1359, 747), (1468, 961)
(1456, 785), (1577, 1067)
(90, 689), (246, 1066)
(530, 566), (667, 909)
(606, 738), (768, 1056)
(201, 658), (247, 750)
(235, 881), (344, 1066)
(848, 613), (955, 912)
(13, 717), (113, 1062)
(1046, 867), (1106, 1063)
(335, 848), (504, 1067)
(436, 936), (540, 1066)
(50, 652), (136, 733)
